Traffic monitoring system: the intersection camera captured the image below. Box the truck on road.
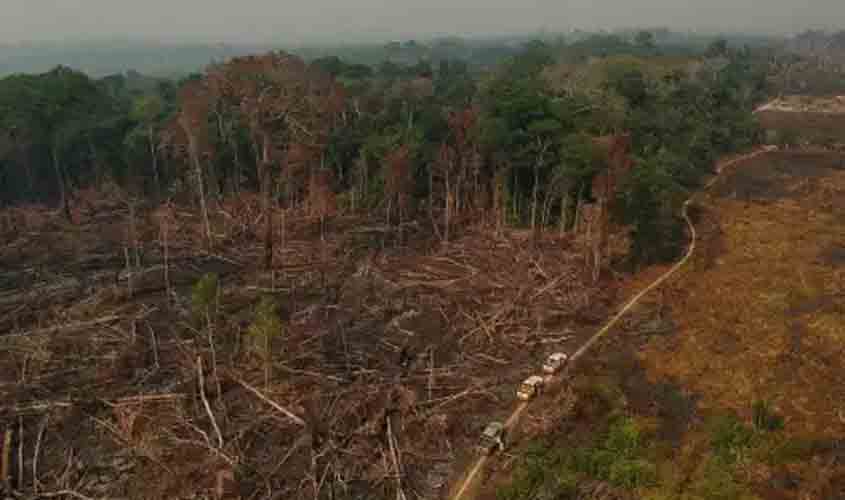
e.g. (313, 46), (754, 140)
(543, 352), (570, 375)
(476, 421), (506, 455)
(516, 375), (545, 401)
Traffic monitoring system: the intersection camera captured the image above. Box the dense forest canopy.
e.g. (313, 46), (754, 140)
(0, 33), (774, 267)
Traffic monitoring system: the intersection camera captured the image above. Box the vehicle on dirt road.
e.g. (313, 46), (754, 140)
(476, 421), (506, 455)
(543, 352), (569, 375)
(516, 375), (545, 401)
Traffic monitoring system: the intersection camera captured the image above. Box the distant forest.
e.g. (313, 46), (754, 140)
(0, 30), (781, 269)
(0, 29), (778, 77)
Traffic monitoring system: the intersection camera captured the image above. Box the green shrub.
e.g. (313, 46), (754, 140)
(191, 272), (219, 318)
(247, 296), (283, 358)
(570, 417), (657, 490)
(608, 458), (658, 490)
(708, 415), (755, 465)
(247, 296), (284, 387)
(605, 417), (643, 456)
(496, 442), (578, 500)
(689, 460), (743, 500)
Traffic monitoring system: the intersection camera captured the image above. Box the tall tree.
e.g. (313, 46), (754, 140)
(203, 52), (345, 268)
(0, 67), (113, 219)
(128, 94), (166, 198)
(175, 80), (214, 247)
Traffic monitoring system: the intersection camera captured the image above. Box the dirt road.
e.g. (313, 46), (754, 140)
(448, 145), (776, 500)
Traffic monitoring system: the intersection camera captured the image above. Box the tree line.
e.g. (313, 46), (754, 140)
(0, 37), (767, 266)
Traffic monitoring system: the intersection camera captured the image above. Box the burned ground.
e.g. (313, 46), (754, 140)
(4, 145), (845, 500)
(0, 197), (618, 500)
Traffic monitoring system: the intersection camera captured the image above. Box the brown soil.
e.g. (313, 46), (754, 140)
(640, 149), (845, 496)
(758, 110), (845, 144)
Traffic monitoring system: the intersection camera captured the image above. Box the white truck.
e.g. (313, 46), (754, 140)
(476, 421), (506, 455)
(542, 352), (570, 375)
(516, 375), (545, 401)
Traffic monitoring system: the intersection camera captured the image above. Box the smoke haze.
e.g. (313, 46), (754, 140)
(3, 0), (843, 44)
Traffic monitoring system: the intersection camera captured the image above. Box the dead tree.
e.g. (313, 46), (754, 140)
(384, 145), (412, 230)
(587, 133), (635, 282)
(204, 53), (345, 269)
(174, 81), (215, 249)
(309, 169), (336, 241)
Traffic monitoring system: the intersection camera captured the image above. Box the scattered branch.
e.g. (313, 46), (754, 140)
(197, 357), (224, 449)
(230, 375), (306, 427)
(2, 316), (120, 340)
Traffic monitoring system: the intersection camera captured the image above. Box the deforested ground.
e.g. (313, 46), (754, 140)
(0, 193), (623, 500)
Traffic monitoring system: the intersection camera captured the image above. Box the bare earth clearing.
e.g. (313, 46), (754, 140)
(0, 197), (620, 500)
(3, 148), (843, 500)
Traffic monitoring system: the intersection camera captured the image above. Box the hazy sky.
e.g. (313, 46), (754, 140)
(3, 0), (844, 44)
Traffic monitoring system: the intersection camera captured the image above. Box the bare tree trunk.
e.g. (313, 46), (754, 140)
(398, 195), (404, 246)
(233, 142), (241, 195)
(262, 163), (273, 270)
(148, 126), (161, 200)
(206, 308), (221, 399)
(363, 157), (369, 212)
(531, 162), (540, 231)
(493, 175), (503, 233)
(594, 197), (609, 284)
(444, 170), (451, 243)
(560, 192), (570, 235)
(531, 142), (549, 233)
(426, 161), (432, 217)
(1, 428), (11, 492)
(261, 136), (274, 270)
(127, 200), (141, 270)
(189, 138), (213, 249)
(162, 217), (171, 300)
(574, 189), (584, 234)
(50, 143), (71, 222)
(264, 329), (271, 390)
(123, 247), (134, 297)
(592, 237), (601, 283)
(16, 419), (22, 496)
(541, 192), (555, 228)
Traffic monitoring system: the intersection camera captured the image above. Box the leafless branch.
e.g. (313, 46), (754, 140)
(1, 316), (120, 340)
(230, 375), (307, 427)
(197, 356), (224, 448)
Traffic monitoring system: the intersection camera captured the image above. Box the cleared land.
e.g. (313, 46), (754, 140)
(489, 150), (845, 500)
(0, 194), (622, 500)
(758, 96), (845, 145)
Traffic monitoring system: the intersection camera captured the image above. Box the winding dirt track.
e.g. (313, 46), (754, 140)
(449, 145), (777, 500)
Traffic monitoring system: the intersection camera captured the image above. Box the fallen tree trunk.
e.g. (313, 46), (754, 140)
(0, 315), (121, 340)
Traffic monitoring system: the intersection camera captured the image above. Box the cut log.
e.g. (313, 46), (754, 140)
(2, 316), (120, 340)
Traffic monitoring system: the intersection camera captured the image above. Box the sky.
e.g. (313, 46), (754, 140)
(2, 0), (844, 44)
